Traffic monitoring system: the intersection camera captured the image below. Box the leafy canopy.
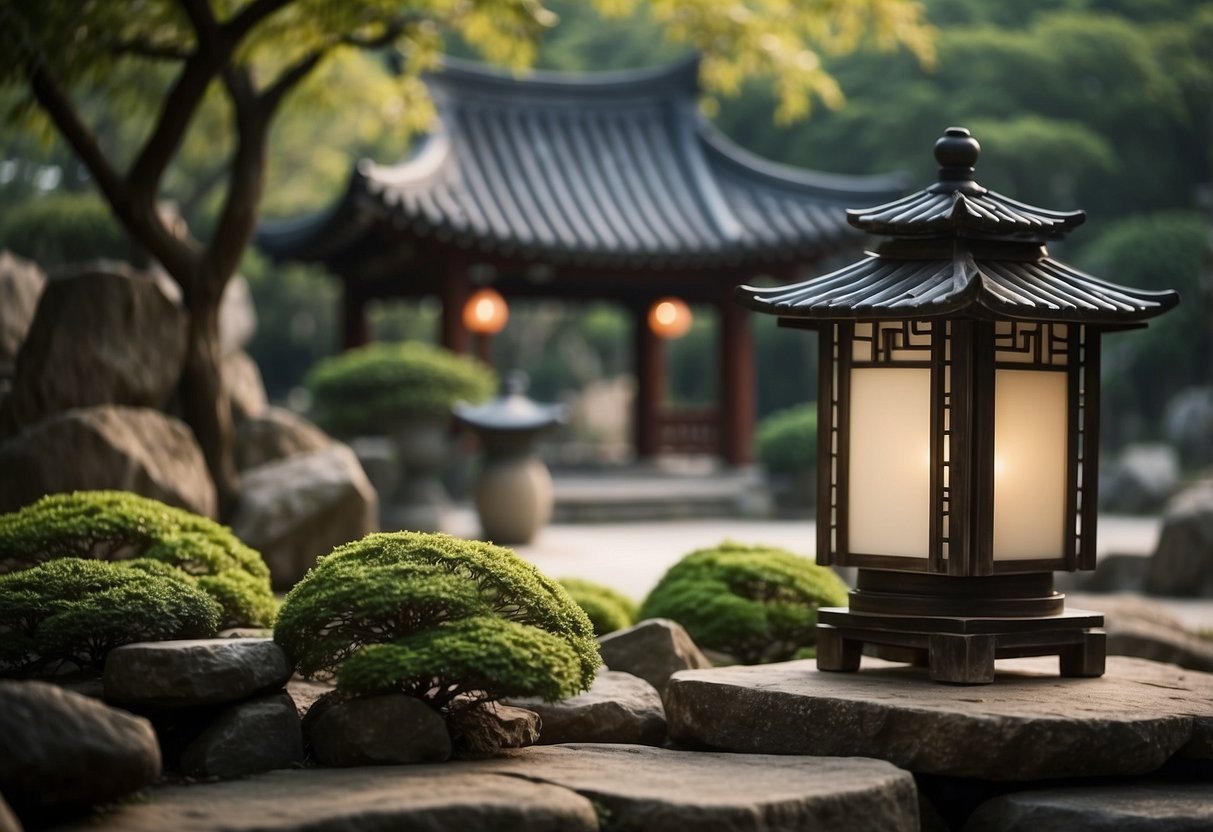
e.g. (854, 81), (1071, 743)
(640, 540), (848, 664)
(558, 577), (637, 636)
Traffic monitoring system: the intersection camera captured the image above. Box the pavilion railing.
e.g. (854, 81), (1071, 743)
(657, 407), (719, 455)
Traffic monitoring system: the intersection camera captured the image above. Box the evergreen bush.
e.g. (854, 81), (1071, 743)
(274, 531), (599, 709)
(639, 541), (848, 664)
(0, 491), (275, 628)
(755, 404), (817, 474)
(558, 577), (637, 636)
(0, 557), (221, 676)
(305, 341), (496, 436)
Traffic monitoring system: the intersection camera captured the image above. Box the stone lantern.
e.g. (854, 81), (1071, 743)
(737, 127), (1179, 684)
(454, 371), (565, 544)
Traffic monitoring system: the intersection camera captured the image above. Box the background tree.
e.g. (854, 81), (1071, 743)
(0, 0), (934, 510)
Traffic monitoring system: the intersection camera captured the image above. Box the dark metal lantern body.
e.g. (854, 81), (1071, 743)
(737, 127), (1179, 684)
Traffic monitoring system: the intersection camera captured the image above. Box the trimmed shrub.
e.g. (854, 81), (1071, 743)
(274, 531), (599, 709)
(305, 341), (496, 436)
(0, 557), (221, 676)
(755, 404), (817, 474)
(639, 541), (848, 664)
(0, 491), (275, 628)
(558, 577), (637, 636)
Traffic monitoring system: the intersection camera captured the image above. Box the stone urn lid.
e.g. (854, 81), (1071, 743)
(453, 371), (565, 437)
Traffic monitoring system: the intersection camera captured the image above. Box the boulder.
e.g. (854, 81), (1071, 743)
(0, 405), (217, 517)
(448, 703), (541, 752)
(219, 274), (257, 355)
(964, 783), (1213, 831)
(1145, 479), (1213, 597)
(597, 618), (712, 693)
(0, 793), (20, 832)
(225, 350), (268, 425)
(507, 670), (666, 747)
(1164, 385), (1213, 470)
(230, 443), (378, 589)
(0, 251), (46, 379)
(285, 678), (337, 718)
(307, 693), (451, 767)
(1076, 553), (1149, 593)
(1099, 443), (1180, 514)
(104, 638), (293, 709)
(0, 680), (160, 815)
(1071, 592), (1213, 672)
(179, 692), (303, 779)
(234, 406), (330, 472)
(0, 263), (186, 437)
(478, 744), (919, 832)
(665, 656), (1213, 781)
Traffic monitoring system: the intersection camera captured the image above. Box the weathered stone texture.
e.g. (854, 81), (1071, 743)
(104, 638), (293, 708)
(0, 251), (45, 378)
(306, 693), (451, 767)
(508, 670), (666, 746)
(1145, 479), (1213, 597)
(178, 692), (303, 779)
(964, 783), (1213, 831)
(597, 617), (712, 693)
(234, 406), (330, 472)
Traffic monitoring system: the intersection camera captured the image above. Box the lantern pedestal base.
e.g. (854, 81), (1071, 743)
(817, 609), (1106, 685)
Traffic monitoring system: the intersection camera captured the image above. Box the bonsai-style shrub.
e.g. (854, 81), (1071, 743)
(0, 491), (275, 628)
(274, 531), (599, 710)
(0, 557), (221, 676)
(755, 404), (817, 475)
(305, 341), (497, 437)
(558, 577), (638, 636)
(639, 541), (848, 664)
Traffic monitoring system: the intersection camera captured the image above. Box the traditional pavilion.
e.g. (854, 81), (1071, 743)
(258, 55), (905, 465)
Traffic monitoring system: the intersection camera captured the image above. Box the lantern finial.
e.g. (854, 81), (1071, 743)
(933, 127), (982, 192)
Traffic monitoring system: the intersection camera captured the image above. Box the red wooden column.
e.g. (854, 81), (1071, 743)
(341, 280), (372, 350)
(440, 262), (471, 355)
(633, 305), (665, 460)
(719, 298), (755, 466)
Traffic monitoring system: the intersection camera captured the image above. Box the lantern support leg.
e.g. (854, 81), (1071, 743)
(928, 634), (996, 684)
(816, 624), (862, 672)
(1059, 630), (1106, 678)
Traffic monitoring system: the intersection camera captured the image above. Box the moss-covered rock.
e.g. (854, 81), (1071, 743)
(0, 491), (275, 628)
(305, 341), (496, 437)
(0, 557), (221, 676)
(274, 531), (599, 710)
(558, 578), (638, 636)
(639, 541), (848, 664)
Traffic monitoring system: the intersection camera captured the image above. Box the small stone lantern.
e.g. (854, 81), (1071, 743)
(737, 127), (1179, 684)
(454, 371), (565, 544)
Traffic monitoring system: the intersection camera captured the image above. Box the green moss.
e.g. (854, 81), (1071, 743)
(274, 531), (600, 705)
(639, 541), (848, 664)
(558, 578), (637, 636)
(305, 341), (496, 436)
(0, 491), (274, 628)
(755, 404), (817, 474)
(0, 557), (221, 676)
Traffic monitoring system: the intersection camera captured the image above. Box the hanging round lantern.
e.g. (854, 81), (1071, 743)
(647, 297), (693, 339)
(463, 287), (509, 335)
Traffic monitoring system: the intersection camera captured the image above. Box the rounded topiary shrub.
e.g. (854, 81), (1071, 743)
(305, 341), (497, 437)
(274, 531), (599, 711)
(755, 404), (817, 475)
(558, 578), (638, 636)
(0, 557), (221, 676)
(639, 541), (848, 664)
(0, 491), (275, 629)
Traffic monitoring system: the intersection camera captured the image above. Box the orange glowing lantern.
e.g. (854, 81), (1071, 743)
(463, 288), (509, 335)
(647, 297), (692, 340)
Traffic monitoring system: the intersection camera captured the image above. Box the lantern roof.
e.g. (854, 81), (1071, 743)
(737, 127), (1180, 324)
(453, 372), (565, 434)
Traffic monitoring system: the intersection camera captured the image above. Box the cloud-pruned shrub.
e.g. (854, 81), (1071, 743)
(558, 577), (637, 636)
(639, 541), (848, 664)
(274, 531), (599, 710)
(0, 491), (275, 628)
(755, 404), (817, 474)
(0, 557), (221, 676)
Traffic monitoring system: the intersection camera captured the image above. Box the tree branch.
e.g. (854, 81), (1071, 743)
(109, 38), (193, 61)
(260, 48), (327, 114)
(225, 0), (295, 41)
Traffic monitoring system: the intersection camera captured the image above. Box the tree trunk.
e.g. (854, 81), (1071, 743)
(181, 294), (239, 518)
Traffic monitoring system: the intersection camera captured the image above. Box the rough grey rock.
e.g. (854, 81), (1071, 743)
(307, 693), (451, 767)
(1077, 553), (1149, 593)
(219, 274), (257, 355)
(665, 655), (1213, 780)
(1071, 592), (1213, 672)
(449, 703), (541, 752)
(0, 251), (45, 379)
(0, 405), (217, 517)
(1145, 479), (1213, 597)
(597, 617), (713, 693)
(478, 744), (919, 832)
(104, 638), (293, 709)
(0, 263), (186, 437)
(225, 349), (268, 425)
(963, 783), (1213, 831)
(507, 670), (666, 746)
(234, 405), (330, 472)
(0, 680), (160, 813)
(1164, 385), (1213, 470)
(230, 443), (377, 589)
(179, 692), (303, 779)
(349, 435), (400, 504)
(1100, 443), (1180, 514)
(52, 766), (597, 832)
(0, 793), (21, 832)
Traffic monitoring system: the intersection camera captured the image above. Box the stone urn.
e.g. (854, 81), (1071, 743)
(454, 373), (565, 544)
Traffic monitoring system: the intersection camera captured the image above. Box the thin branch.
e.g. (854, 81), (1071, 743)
(224, 0), (295, 41)
(109, 38), (193, 61)
(260, 48), (327, 114)
(178, 0), (220, 45)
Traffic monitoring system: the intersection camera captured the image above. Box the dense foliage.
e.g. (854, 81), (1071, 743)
(305, 341), (497, 436)
(755, 405), (818, 474)
(0, 557), (221, 676)
(274, 531), (599, 708)
(558, 577), (638, 636)
(640, 541), (848, 664)
(0, 491), (275, 628)
(0, 191), (143, 271)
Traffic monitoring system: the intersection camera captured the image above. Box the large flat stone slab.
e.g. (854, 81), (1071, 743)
(963, 783), (1213, 831)
(104, 638), (292, 708)
(478, 744), (918, 832)
(665, 656), (1213, 781)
